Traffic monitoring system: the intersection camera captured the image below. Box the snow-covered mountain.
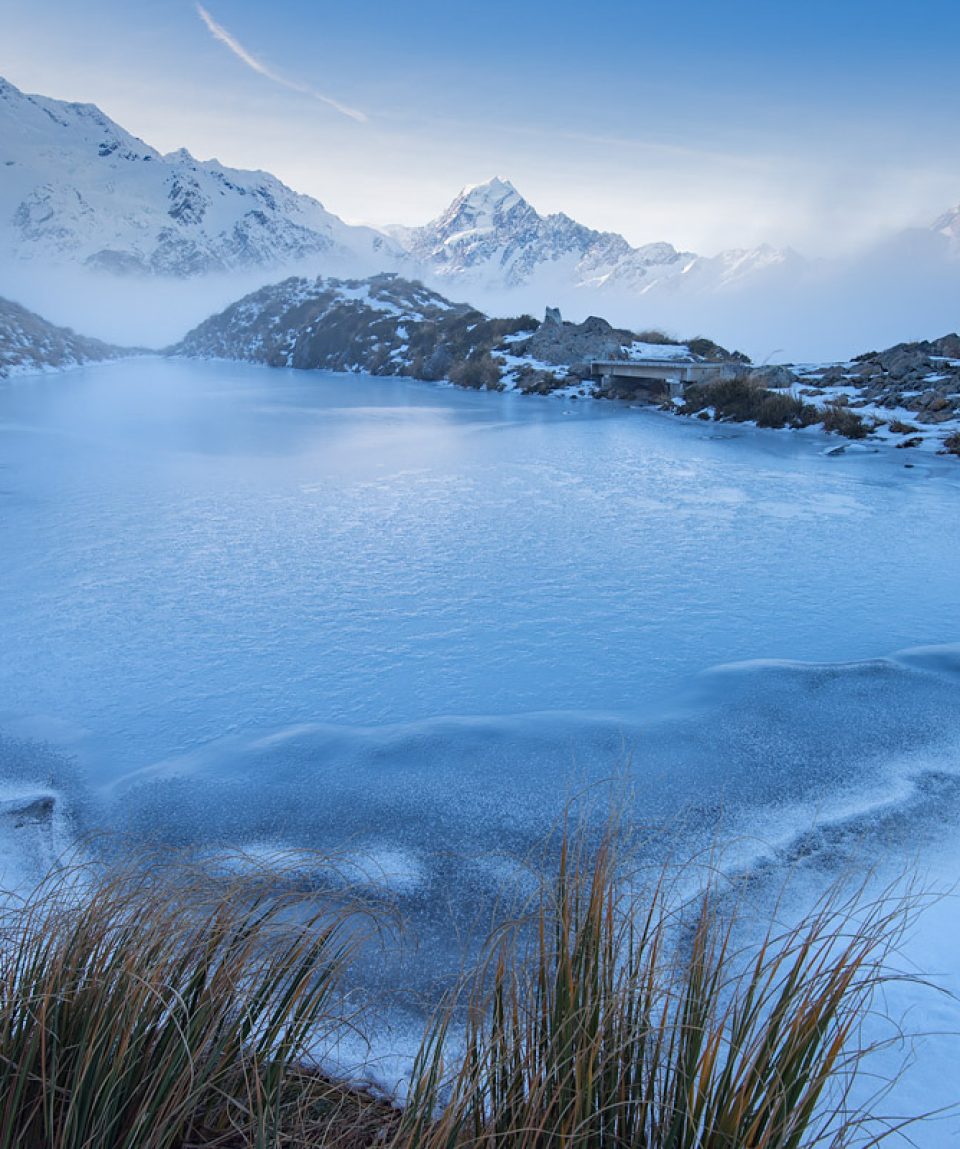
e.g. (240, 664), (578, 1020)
(0, 76), (399, 278)
(931, 203), (960, 248)
(4, 72), (960, 360)
(390, 176), (800, 297)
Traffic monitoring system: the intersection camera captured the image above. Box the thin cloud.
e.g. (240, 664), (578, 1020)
(195, 3), (367, 123)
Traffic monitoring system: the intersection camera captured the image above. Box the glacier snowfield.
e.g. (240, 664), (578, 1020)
(2, 359), (960, 1135)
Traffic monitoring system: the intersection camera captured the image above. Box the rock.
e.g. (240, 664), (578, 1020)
(515, 313), (632, 366)
(931, 333), (960, 358)
(917, 407), (957, 425)
(423, 345), (454, 380)
(818, 365), (847, 385)
(877, 348), (932, 376)
(747, 365), (797, 388)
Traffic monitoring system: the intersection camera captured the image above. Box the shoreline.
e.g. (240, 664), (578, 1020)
(6, 350), (959, 479)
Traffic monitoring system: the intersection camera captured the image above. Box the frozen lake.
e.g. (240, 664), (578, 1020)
(1, 357), (958, 767)
(2, 358), (960, 1133)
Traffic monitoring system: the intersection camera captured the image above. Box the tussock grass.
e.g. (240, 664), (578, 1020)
(398, 829), (915, 1149)
(681, 375), (817, 429)
(0, 828), (928, 1148)
(941, 430), (960, 456)
(820, 402), (871, 440)
(0, 861), (360, 1149)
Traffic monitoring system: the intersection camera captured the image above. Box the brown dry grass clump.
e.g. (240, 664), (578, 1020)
(0, 861), (365, 1149)
(681, 375), (818, 429)
(0, 828), (926, 1149)
(397, 831), (916, 1149)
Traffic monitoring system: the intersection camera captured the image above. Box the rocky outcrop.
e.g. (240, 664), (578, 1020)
(0, 296), (129, 377)
(171, 276), (744, 397)
(511, 314), (641, 369)
(170, 274), (539, 389)
(798, 334), (960, 429)
(745, 365), (798, 389)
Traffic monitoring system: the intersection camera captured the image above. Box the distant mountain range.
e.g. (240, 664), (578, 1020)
(389, 176), (800, 296)
(0, 76), (396, 278)
(3, 74), (960, 361)
(0, 75), (848, 299)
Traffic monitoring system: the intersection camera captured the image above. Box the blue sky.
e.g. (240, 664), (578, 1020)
(4, 0), (960, 254)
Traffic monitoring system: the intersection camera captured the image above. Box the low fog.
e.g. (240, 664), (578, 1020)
(5, 229), (959, 364)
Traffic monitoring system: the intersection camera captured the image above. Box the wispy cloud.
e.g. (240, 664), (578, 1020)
(195, 3), (367, 123)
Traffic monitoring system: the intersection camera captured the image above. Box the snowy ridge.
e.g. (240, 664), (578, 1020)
(0, 76), (401, 278)
(394, 177), (798, 297)
(932, 202), (960, 248)
(0, 75), (803, 300)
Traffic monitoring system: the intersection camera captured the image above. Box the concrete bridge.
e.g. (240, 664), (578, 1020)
(590, 358), (736, 398)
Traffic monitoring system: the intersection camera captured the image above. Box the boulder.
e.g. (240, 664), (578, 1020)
(747, 365), (797, 389)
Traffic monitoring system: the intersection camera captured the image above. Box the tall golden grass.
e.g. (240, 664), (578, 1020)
(0, 828), (926, 1149)
(0, 861), (358, 1149)
(398, 831), (917, 1149)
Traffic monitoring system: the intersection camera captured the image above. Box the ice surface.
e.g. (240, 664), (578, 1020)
(1, 360), (959, 1136)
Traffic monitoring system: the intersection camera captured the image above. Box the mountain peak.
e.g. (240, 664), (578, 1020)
(453, 177), (526, 215)
(462, 175), (520, 198)
(932, 203), (960, 241)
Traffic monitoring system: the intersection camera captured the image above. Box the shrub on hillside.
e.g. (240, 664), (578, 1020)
(449, 353), (504, 391)
(686, 335), (751, 362)
(681, 375), (817, 429)
(634, 329), (678, 345)
(821, 401), (871, 439)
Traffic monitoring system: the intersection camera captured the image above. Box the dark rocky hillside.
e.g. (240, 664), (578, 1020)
(169, 273), (743, 396)
(0, 297), (129, 378)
